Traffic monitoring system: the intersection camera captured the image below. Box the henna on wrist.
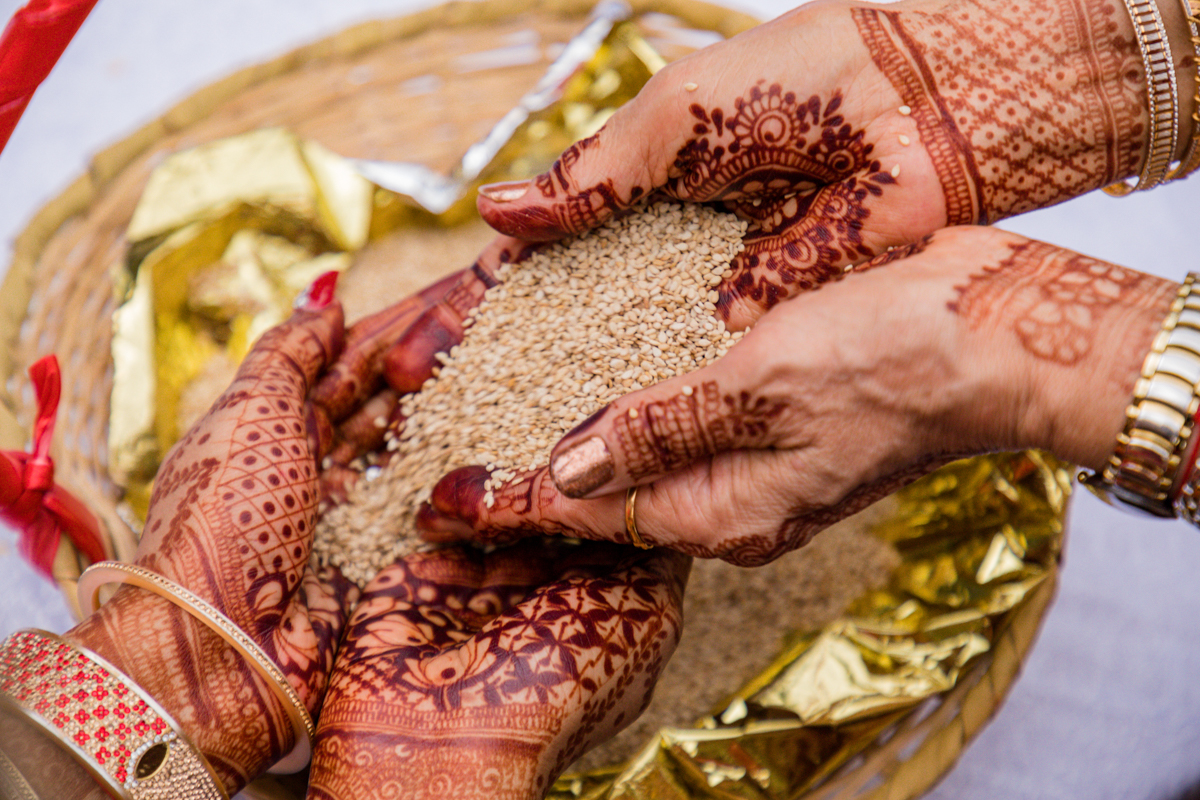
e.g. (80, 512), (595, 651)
(855, 0), (1148, 222)
(946, 232), (1177, 468)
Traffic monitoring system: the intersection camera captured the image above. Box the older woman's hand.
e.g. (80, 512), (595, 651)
(308, 541), (688, 800)
(476, 0), (1168, 329)
(416, 226), (1176, 564)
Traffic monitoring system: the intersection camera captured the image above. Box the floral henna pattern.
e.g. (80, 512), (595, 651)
(610, 381), (788, 482)
(668, 85), (894, 315)
(669, 88), (865, 200)
(422, 464), (578, 545)
(508, 86), (894, 316)
(853, 0), (1145, 224)
(950, 240), (1167, 364)
(309, 544), (687, 800)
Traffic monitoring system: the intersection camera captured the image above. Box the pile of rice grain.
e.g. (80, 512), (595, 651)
(314, 202), (749, 585)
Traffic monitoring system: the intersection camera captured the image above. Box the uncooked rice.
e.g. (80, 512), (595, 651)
(314, 201), (749, 585)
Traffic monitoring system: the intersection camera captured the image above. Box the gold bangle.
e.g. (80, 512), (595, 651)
(1165, 0), (1200, 182)
(1079, 274), (1200, 515)
(0, 629), (228, 800)
(0, 748), (38, 800)
(1106, 0), (1179, 194)
(77, 562), (314, 774)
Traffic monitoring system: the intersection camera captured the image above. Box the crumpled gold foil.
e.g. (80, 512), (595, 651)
(476, 18), (664, 193)
(550, 451), (1070, 799)
(364, 12), (666, 225)
(109, 130), (365, 520)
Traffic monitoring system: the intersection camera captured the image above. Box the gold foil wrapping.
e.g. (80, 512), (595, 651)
(363, 11), (665, 225)
(104, 8), (1071, 796)
(476, 17), (664, 193)
(550, 451), (1069, 799)
(109, 129), (364, 520)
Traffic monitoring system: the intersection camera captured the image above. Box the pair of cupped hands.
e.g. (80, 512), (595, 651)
(66, 0), (1180, 796)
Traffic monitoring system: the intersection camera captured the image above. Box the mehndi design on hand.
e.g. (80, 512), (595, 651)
(308, 541), (689, 800)
(68, 290), (362, 791)
(853, 0), (1146, 222)
(478, 0), (1154, 332)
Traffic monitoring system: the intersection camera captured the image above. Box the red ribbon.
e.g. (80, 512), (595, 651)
(0, 0), (100, 156)
(1, 355), (105, 579)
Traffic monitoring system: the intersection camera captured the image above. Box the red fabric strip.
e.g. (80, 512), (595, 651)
(0, 0), (99, 155)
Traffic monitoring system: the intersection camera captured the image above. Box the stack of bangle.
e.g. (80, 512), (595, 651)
(1080, 274), (1200, 517)
(76, 561), (315, 775)
(1105, 0), (1200, 192)
(0, 563), (315, 797)
(1106, 0), (1179, 193)
(1164, 0), (1200, 181)
(0, 629), (228, 800)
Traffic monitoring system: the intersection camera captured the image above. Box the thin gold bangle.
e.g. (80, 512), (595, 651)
(0, 747), (38, 800)
(1164, 0), (1200, 182)
(77, 562), (314, 774)
(1106, 0), (1179, 193)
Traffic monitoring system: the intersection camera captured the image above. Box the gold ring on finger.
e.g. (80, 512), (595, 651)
(624, 486), (653, 549)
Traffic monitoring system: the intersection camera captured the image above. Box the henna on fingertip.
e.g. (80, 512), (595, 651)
(305, 402), (336, 460)
(241, 302), (346, 392)
(417, 465), (524, 544)
(382, 306), (467, 394)
(549, 379), (790, 499)
(325, 388), (400, 465)
(478, 131), (654, 242)
(420, 464), (593, 545)
(380, 260), (506, 393)
(309, 269), (463, 420)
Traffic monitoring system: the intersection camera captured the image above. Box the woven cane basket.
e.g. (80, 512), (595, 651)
(0, 1), (1061, 798)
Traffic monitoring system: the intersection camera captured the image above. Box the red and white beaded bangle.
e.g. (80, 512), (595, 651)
(0, 629), (228, 800)
(77, 561), (315, 774)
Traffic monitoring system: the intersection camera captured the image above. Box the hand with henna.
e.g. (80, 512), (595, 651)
(415, 226), (1177, 565)
(307, 540), (689, 800)
(243, 252), (688, 799)
(55, 277), (379, 794)
(474, 0), (1193, 329)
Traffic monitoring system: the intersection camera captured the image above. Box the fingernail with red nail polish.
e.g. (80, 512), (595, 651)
(297, 271), (340, 311)
(550, 436), (614, 498)
(478, 179), (531, 203)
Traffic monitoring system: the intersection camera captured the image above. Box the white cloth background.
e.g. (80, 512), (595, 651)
(0, 1), (1198, 797)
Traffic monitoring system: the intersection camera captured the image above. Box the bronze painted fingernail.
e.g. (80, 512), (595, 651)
(478, 179), (531, 203)
(550, 436), (615, 498)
